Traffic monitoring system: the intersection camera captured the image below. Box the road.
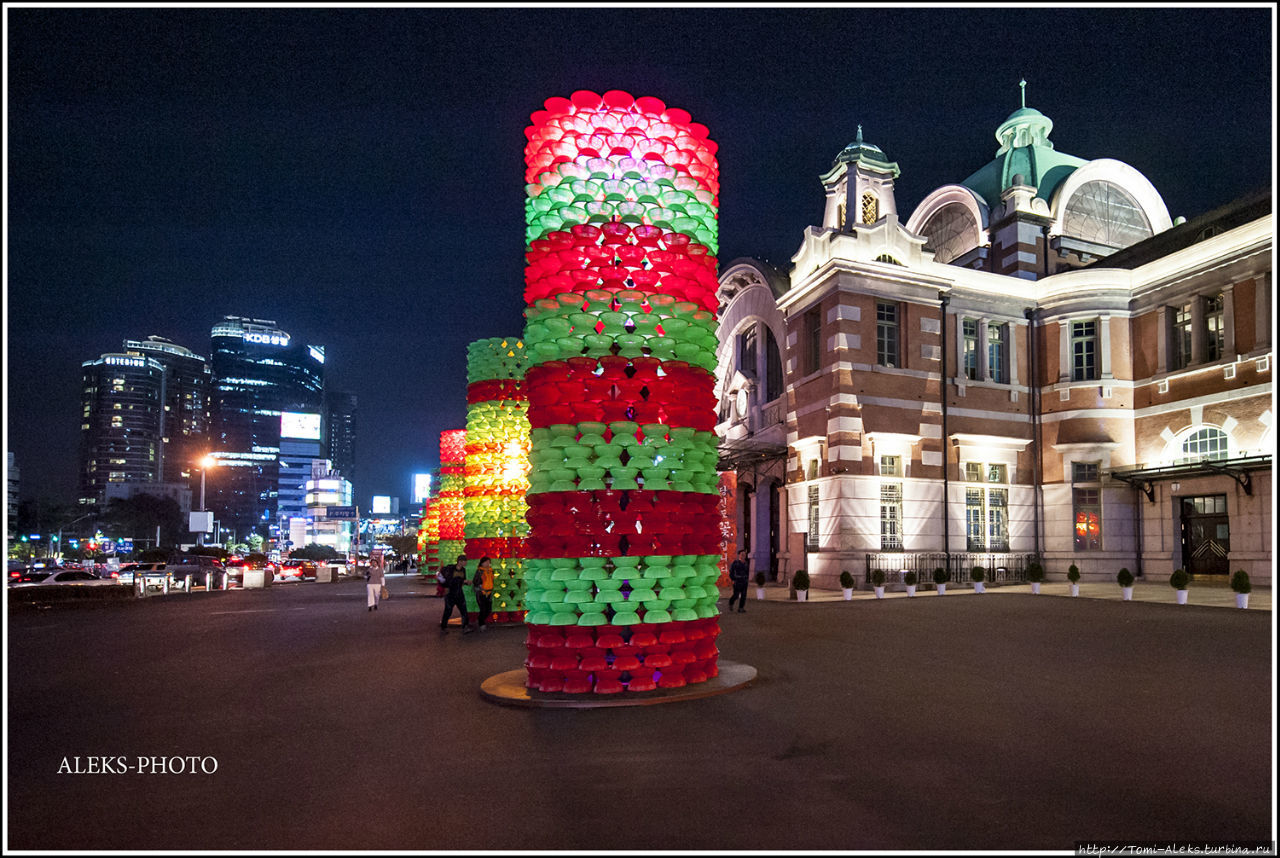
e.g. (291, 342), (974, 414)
(6, 575), (1273, 851)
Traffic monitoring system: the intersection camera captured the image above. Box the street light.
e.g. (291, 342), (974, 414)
(196, 455), (217, 546)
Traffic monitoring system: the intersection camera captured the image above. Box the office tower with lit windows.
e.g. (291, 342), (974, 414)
(208, 316), (325, 542)
(77, 352), (166, 505)
(122, 336), (211, 486)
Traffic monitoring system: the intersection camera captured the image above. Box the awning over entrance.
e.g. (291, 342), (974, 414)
(1109, 455), (1272, 502)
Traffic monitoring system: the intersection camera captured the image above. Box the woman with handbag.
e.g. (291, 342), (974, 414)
(366, 555), (386, 612)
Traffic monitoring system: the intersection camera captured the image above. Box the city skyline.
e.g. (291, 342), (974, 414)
(6, 5), (1273, 511)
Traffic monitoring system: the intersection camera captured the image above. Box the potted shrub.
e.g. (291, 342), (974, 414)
(971, 566), (986, 594)
(1067, 564), (1081, 597)
(839, 570), (855, 600)
(1230, 569), (1251, 609)
(903, 570), (918, 597)
(1169, 567), (1190, 605)
(932, 566), (950, 595)
(793, 569), (810, 602)
(1116, 567), (1135, 601)
(1026, 561), (1044, 595)
(754, 570), (767, 601)
(870, 569), (885, 599)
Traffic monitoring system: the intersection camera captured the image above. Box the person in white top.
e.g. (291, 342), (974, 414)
(366, 556), (385, 612)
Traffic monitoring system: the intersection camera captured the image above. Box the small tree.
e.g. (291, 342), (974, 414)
(290, 544), (341, 561)
(971, 566), (986, 583)
(1116, 567), (1135, 588)
(1026, 562), (1044, 584)
(903, 570), (918, 587)
(932, 567), (950, 586)
(1169, 568), (1190, 590)
(1230, 569), (1252, 594)
(869, 569), (884, 588)
(792, 569), (810, 590)
(842, 570), (858, 589)
(754, 570), (766, 587)
(1067, 564), (1081, 584)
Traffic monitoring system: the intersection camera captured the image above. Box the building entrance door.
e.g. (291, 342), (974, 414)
(1179, 495), (1230, 577)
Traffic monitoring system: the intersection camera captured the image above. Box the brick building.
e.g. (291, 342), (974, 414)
(715, 96), (1272, 588)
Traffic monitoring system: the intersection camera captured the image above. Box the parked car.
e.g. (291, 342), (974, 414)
(224, 558), (276, 588)
(276, 559), (316, 582)
(10, 568), (122, 587)
(170, 557), (225, 588)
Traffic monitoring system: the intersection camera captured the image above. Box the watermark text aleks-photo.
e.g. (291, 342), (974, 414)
(58, 756), (218, 775)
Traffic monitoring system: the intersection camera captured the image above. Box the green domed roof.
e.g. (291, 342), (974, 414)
(960, 82), (1084, 208)
(832, 125), (900, 177)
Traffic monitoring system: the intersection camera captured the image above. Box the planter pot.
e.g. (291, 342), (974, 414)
(755, 586), (766, 600)
(973, 582), (985, 594)
(842, 587), (853, 600)
(906, 584), (917, 597)
(1031, 582), (1041, 594)
(936, 583), (946, 595)
(1236, 592), (1250, 609)
(874, 586), (885, 599)
(1121, 586), (1134, 601)
(795, 589), (808, 602)
(1069, 583), (1079, 597)
(1175, 589), (1188, 605)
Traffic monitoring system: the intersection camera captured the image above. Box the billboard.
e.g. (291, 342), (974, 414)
(280, 412), (322, 441)
(371, 495), (392, 515)
(413, 473), (432, 503)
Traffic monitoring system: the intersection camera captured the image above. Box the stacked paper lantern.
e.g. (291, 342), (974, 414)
(436, 429), (468, 572)
(520, 90), (723, 695)
(463, 337), (531, 623)
(419, 497), (441, 571)
(416, 499), (433, 568)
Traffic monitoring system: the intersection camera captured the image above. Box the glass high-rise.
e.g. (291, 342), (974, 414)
(78, 353), (165, 505)
(208, 316), (324, 542)
(122, 336), (211, 486)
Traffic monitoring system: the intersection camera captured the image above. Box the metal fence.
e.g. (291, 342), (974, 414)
(863, 552), (1036, 588)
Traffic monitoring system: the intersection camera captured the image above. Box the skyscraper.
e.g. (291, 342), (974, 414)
(122, 336), (211, 486)
(77, 352), (165, 505)
(324, 390), (358, 481)
(208, 316), (324, 542)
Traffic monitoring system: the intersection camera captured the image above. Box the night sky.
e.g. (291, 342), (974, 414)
(6, 5), (1273, 511)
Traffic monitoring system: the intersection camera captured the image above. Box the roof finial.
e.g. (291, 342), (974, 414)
(856, 124), (863, 144)
(1019, 78), (1027, 108)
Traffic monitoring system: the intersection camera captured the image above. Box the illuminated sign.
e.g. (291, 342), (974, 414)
(309, 345), (325, 364)
(413, 473), (432, 503)
(371, 496), (392, 515)
(244, 331), (290, 346)
(280, 412), (322, 440)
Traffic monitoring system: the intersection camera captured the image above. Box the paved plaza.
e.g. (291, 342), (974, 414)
(6, 575), (1273, 852)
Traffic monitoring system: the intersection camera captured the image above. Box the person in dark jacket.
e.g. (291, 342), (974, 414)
(727, 548), (750, 613)
(439, 555), (473, 633)
(471, 556), (495, 631)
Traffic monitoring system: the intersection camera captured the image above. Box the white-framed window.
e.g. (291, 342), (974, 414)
(1171, 302), (1192, 370)
(1205, 294), (1225, 362)
(879, 455), (901, 477)
(880, 483), (903, 550)
(962, 319), (978, 380)
(877, 302), (900, 368)
(1071, 320), (1098, 381)
(987, 323), (1008, 383)
(1179, 427), (1229, 463)
(965, 462), (1011, 550)
(806, 485), (820, 551)
(1071, 460), (1102, 552)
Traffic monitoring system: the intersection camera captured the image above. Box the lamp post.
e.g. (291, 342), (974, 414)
(196, 455), (216, 546)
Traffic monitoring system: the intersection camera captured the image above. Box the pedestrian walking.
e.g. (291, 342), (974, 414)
(472, 556), (495, 631)
(727, 548), (750, 613)
(366, 554), (385, 612)
(439, 555), (473, 633)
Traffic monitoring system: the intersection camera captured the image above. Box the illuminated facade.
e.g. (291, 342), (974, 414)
(208, 316), (325, 542)
(77, 352), (166, 505)
(301, 459), (355, 555)
(520, 90), (723, 694)
(324, 390), (358, 482)
(122, 336), (212, 486)
(716, 93), (1272, 586)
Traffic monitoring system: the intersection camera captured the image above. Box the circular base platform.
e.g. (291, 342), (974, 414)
(480, 660), (758, 709)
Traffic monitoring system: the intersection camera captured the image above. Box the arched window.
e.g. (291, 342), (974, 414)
(874, 254), (903, 266)
(920, 204), (978, 264)
(764, 328), (783, 401)
(1062, 180), (1153, 249)
(836, 199), (846, 229)
(861, 192), (879, 224)
(1179, 427), (1229, 463)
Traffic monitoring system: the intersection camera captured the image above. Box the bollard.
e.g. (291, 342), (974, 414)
(135, 577), (145, 598)
(185, 574), (192, 593)
(163, 575), (170, 595)
(206, 571), (212, 591)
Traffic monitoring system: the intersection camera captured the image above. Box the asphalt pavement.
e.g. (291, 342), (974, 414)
(5, 574), (1273, 852)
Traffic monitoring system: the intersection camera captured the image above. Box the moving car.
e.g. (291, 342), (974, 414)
(276, 559), (318, 582)
(114, 562), (169, 589)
